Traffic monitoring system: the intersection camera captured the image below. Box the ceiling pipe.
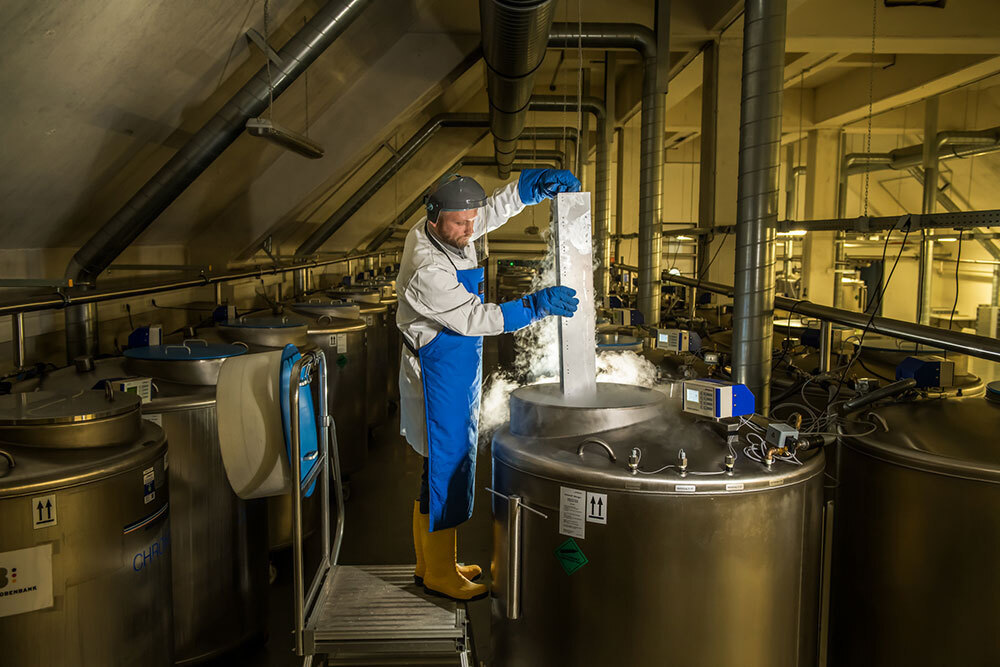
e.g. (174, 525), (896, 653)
(529, 96), (612, 300)
(548, 18), (666, 325)
(60, 0), (371, 361)
(733, 0), (788, 414)
(298, 119), (577, 256)
(479, 0), (557, 178)
(364, 152), (564, 253)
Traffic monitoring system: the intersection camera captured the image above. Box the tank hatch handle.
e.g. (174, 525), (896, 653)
(577, 438), (617, 463)
(485, 488), (548, 621)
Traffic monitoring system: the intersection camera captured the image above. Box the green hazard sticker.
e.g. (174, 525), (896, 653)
(336, 354), (348, 368)
(555, 538), (588, 575)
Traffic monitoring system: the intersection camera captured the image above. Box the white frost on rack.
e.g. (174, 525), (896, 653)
(553, 192), (597, 399)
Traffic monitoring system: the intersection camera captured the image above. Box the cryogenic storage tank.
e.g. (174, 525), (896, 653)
(830, 388), (1000, 667)
(381, 293), (400, 403)
(329, 288), (388, 430)
(0, 390), (172, 666)
(123, 344), (270, 663)
(290, 301), (369, 475)
(491, 383), (824, 667)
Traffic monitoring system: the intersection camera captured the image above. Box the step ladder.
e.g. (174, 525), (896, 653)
(288, 351), (473, 666)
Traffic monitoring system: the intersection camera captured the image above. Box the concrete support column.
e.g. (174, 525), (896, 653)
(802, 129), (841, 306)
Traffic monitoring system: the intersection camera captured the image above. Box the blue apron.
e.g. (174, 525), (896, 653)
(411, 225), (486, 531)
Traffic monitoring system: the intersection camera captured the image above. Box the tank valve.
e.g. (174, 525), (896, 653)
(678, 449), (689, 476)
(725, 454), (735, 473)
(627, 448), (641, 475)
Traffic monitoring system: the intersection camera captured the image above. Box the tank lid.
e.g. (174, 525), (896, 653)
(986, 381), (1000, 403)
(290, 301), (361, 320)
(328, 288), (382, 304)
(221, 316), (306, 330)
(510, 383), (665, 438)
(844, 397), (1000, 482)
(596, 334), (642, 348)
(124, 342), (247, 361)
(0, 390), (143, 449)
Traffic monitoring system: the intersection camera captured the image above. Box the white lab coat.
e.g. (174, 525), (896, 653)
(397, 181), (525, 454)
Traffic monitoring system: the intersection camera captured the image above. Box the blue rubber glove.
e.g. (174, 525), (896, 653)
(499, 286), (579, 332)
(517, 169), (582, 206)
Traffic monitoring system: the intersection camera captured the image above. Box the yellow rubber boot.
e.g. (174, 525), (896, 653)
(413, 502), (481, 585)
(421, 524), (487, 602)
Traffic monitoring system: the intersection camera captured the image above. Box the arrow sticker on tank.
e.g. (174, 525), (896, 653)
(31, 495), (57, 530)
(586, 492), (607, 524)
(555, 538), (589, 575)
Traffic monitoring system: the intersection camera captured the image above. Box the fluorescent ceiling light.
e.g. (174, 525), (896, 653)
(246, 118), (325, 159)
(937, 237), (958, 242)
(777, 230), (808, 237)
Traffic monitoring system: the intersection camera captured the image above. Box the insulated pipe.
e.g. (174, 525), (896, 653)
(661, 274), (1000, 364)
(11, 312), (25, 370)
(64, 302), (99, 363)
(480, 0), (556, 178)
(529, 96), (611, 299)
(549, 22), (664, 325)
(733, 0), (787, 414)
(918, 97), (939, 326)
(62, 0), (371, 357)
(296, 114), (490, 256)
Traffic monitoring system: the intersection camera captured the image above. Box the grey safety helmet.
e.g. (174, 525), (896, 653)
(425, 174), (487, 223)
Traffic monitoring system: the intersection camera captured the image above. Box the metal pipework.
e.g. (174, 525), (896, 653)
(11, 311), (25, 370)
(65, 0), (370, 288)
(363, 152), (565, 253)
(548, 20), (665, 326)
(296, 113), (490, 256)
(662, 273), (1000, 364)
(480, 0), (556, 177)
(732, 0), (787, 414)
(529, 96), (612, 300)
(917, 97), (939, 326)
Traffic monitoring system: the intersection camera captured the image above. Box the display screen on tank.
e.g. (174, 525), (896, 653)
(686, 388), (700, 403)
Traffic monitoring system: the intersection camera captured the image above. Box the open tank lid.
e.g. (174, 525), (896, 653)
(0, 390), (143, 448)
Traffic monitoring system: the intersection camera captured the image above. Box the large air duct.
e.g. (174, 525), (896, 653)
(733, 0), (788, 414)
(548, 20), (666, 325)
(62, 0), (370, 360)
(480, 0), (557, 178)
(529, 96), (611, 299)
(298, 121), (577, 256)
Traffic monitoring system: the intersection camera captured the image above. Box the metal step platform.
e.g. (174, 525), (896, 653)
(304, 565), (470, 665)
(285, 352), (474, 666)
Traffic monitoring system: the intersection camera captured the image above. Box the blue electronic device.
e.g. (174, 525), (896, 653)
(895, 356), (954, 389)
(681, 379), (755, 419)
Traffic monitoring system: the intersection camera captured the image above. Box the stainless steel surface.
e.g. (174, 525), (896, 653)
(123, 341), (245, 386)
(0, 389), (142, 449)
(819, 320), (832, 373)
(296, 114), (490, 256)
(831, 397), (1000, 666)
(11, 311), (25, 369)
(548, 23), (662, 325)
(491, 383), (824, 667)
(19, 357), (270, 664)
(553, 193), (597, 398)
(0, 412), (172, 666)
(330, 301), (390, 429)
(661, 274), (1000, 364)
(509, 383), (665, 438)
(63, 0), (371, 287)
(732, 0), (786, 415)
(381, 296), (401, 403)
(301, 313), (369, 475)
(479, 0), (555, 177)
(216, 317), (310, 349)
(64, 301), (99, 363)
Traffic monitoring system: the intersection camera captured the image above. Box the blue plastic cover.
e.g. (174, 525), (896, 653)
(279, 345), (319, 497)
(222, 317), (305, 329)
(986, 381), (1000, 403)
(124, 343), (247, 361)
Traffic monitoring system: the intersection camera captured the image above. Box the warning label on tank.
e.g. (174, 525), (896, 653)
(558, 487), (586, 539)
(554, 538), (588, 575)
(0, 544), (54, 618)
(143, 467), (156, 504)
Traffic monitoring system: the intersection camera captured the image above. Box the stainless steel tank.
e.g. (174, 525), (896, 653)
(122, 343), (270, 664)
(491, 383), (825, 667)
(381, 293), (400, 403)
(289, 301), (369, 476)
(0, 390), (173, 666)
(830, 386), (1000, 667)
(329, 288), (389, 430)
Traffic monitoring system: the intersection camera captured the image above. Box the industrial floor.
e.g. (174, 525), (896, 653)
(208, 395), (496, 666)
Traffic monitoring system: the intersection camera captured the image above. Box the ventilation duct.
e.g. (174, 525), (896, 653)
(480, 0), (557, 178)
(732, 0), (788, 414)
(62, 0), (370, 361)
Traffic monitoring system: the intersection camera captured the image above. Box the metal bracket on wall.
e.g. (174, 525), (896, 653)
(245, 28), (285, 67)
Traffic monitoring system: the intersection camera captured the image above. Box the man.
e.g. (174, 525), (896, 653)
(396, 168), (581, 601)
